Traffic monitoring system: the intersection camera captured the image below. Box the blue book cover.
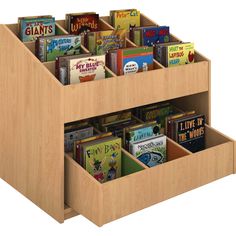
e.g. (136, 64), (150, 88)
(20, 17), (55, 42)
(142, 26), (170, 46)
(118, 47), (153, 75)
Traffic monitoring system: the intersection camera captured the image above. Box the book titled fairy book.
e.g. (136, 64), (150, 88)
(66, 12), (99, 35)
(87, 29), (126, 55)
(36, 35), (81, 62)
(155, 42), (194, 67)
(82, 136), (122, 183)
(130, 135), (167, 167)
(109, 46), (153, 75)
(68, 55), (106, 84)
(18, 15), (55, 42)
(131, 26), (170, 46)
(110, 9), (140, 31)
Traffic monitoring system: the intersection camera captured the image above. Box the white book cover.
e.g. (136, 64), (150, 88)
(68, 54), (106, 84)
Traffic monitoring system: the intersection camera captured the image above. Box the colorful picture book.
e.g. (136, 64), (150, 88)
(166, 113), (205, 152)
(66, 12), (99, 35)
(36, 35), (81, 62)
(109, 46), (153, 75)
(154, 42), (194, 67)
(87, 29), (126, 55)
(110, 9), (140, 31)
(131, 26), (170, 46)
(55, 53), (92, 85)
(68, 54), (106, 84)
(123, 121), (161, 150)
(18, 15), (55, 42)
(75, 134), (121, 183)
(130, 135), (167, 167)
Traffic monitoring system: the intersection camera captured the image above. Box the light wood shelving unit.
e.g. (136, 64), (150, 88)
(0, 13), (235, 226)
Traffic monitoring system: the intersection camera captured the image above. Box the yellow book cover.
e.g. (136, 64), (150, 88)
(113, 9), (140, 31)
(167, 42), (194, 67)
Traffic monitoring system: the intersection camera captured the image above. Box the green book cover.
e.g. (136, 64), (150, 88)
(84, 137), (122, 183)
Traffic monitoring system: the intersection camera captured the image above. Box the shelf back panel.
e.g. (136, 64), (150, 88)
(0, 25), (65, 223)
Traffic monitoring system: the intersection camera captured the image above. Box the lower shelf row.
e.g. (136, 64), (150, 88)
(64, 124), (234, 226)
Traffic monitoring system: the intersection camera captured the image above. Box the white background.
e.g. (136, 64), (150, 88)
(1, 0), (236, 235)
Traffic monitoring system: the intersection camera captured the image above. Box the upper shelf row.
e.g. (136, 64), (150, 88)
(4, 12), (210, 122)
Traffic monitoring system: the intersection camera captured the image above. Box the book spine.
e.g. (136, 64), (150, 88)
(117, 49), (123, 76)
(133, 29), (141, 46)
(87, 33), (96, 54)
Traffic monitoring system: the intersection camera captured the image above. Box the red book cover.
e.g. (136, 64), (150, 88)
(68, 13), (99, 35)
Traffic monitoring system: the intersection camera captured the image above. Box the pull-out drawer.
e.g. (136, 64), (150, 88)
(65, 125), (233, 226)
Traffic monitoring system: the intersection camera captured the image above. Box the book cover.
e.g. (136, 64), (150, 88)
(55, 53), (91, 85)
(67, 13), (99, 35)
(64, 126), (94, 153)
(74, 132), (113, 165)
(19, 16), (55, 42)
(124, 121), (161, 150)
(36, 35), (81, 62)
(130, 135), (167, 167)
(175, 114), (205, 152)
(68, 55), (106, 84)
(83, 137), (122, 183)
(87, 29), (126, 55)
(142, 26), (170, 46)
(167, 42), (194, 67)
(111, 9), (140, 31)
(165, 111), (196, 139)
(117, 47), (153, 75)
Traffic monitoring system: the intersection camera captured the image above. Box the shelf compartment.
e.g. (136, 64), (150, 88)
(64, 60), (209, 123)
(65, 127), (233, 226)
(65, 139), (191, 226)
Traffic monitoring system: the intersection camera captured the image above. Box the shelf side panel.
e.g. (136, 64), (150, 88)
(0, 25), (64, 222)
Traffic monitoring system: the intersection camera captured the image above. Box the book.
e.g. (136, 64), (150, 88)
(165, 111), (196, 139)
(110, 9), (140, 31)
(123, 121), (161, 150)
(18, 15), (55, 42)
(74, 132), (113, 164)
(131, 26), (170, 46)
(66, 12), (99, 35)
(130, 135), (167, 167)
(98, 111), (132, 127)
(101, 119), (138, 138)
(115, 46), (153, 75)
(81, 136), (122, 183)
(55, 53), (92, 85)
(140, 103), (180, 129)
(154, 42), (194, 67)
(87, 29), (126, 55)
(68, 55), (106, 84)
(65, 120), (89, 132)
(36, 35), (81, 62)
(64, 125), (94, 153)
(174, 114), (205, 152)
(154, 41), (180, 65)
